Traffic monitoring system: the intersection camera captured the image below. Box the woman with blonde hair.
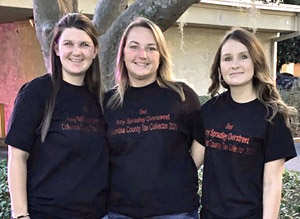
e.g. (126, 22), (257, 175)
(104, 17), (201, 218)
(192, 27), (297, 219)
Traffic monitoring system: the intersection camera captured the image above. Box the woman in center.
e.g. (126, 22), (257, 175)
(104, 17), (201, 218)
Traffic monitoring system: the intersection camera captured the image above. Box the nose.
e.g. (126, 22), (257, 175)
(72, 45), (81, 55)
(137, 47), (147, 58)
(231, 57), (240, 69)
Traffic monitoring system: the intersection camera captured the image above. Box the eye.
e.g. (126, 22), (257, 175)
(148, 47), (157, 51)
(64, 42), (72, 46)
(81, 42), (90, 47)
(224, 57), (232, 61)
(240, 54), (248, 59)
(129, 45), (138, 50)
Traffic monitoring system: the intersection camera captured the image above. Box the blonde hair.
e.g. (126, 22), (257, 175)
(209, 27), (291, 127)
(107, 17), (184, 109)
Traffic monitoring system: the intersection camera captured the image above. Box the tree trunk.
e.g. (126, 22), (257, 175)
(33, 0), (78, 72)
(92, 0), (129, 36)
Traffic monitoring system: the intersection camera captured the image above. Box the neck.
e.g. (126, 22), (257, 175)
(62, 74), (85, 86)
(129, 76), (156, 88)
(230, 85), (256, 103)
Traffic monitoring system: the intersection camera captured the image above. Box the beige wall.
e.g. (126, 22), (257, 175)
(165, 26), (276, 96)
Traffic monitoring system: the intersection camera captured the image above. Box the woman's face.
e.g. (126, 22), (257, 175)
(123, 26), (160, 87)
(220, 39), (254, 90)
(55, 27), (98, 85)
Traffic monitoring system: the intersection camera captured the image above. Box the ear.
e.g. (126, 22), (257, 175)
(54, 42), (60, 56)
(93, 45), (99, 59)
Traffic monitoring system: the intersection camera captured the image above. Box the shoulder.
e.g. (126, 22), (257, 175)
(176, 82), (199, 101)
(202, 92), (226, 109)
(19, 74), (52, 96)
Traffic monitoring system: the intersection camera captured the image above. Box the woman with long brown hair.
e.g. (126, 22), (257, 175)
(192, 27), (297, 219)
(6, 13), (108, 219)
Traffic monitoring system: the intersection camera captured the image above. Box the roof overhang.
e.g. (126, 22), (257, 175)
(177, 0), (300, 33)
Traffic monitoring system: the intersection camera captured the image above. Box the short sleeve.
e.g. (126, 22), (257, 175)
(181, 84), (202, 138)
(192, 108), (205, 146)
(5, 81), (46, 152)
(264, 113), (297, 163)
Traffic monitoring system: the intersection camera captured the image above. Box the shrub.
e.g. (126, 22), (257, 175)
(199, 95), (211, 105)
(279, 89), (300, 137)
(0, 159), (10, 219)
(280, 170), (300, 218)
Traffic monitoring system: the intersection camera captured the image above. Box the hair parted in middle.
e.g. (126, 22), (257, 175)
(107, 17), (185, 109)
(40, 13), (103, 142)
(209, 27), (290, 127)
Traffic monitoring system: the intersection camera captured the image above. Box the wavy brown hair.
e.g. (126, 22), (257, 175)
(209, 27), (290, 127)
(40, 13), (102, 142)
(107, 17), (184, 109)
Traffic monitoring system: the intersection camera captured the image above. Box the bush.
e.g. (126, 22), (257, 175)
(280, 170), (300, 218)
(198, 168), (300, 218)
(199, 95), (211, 105)
(0, 159), (10, 219)
(279, 89), (300, 137)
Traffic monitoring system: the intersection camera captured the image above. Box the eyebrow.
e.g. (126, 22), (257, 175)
(221, 51), (249, 56)
(127, 41), (157, 46)
(62, 40), (92, 44)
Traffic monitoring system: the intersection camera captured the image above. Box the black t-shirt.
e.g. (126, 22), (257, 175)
(5, 74), (109, 219)
(104, 81), (200, 218)
(194, 91), (297, 219)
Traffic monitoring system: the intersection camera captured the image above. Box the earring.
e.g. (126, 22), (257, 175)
(218, 68), (224, 82)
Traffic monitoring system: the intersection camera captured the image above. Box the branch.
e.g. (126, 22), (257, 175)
(92, 0), (128, 36)
(100, 0), (198, 87)
(58, 0), (78, 16)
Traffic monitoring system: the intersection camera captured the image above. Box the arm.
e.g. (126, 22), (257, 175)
(262, 158), (285, 219)
(190, 140), (205, 169)
(8, 146), (30, 219)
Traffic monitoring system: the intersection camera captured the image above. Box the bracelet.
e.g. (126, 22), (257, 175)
(12, 213), (30, 219)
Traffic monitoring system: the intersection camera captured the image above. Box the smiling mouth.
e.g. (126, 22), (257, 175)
(230, 72), (243, 76)
(70, 58), (84, 62)
(134, 62), (149, 66)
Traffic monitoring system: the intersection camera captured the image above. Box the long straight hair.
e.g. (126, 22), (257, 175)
(209, 27), (290, 127)
(107, 17), (185, 109)
(40, 13), (102, 142)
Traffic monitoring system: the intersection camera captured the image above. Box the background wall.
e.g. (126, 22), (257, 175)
(0, 21), (45, 134)
(165, 25), (276, 95)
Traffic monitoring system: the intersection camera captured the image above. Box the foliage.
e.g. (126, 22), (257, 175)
(199, 96), (211, 105)
(0, 159), (10, 219)
(279, 89), (300, 137)
(282, 0), (300, 4)
(280, 170), (300, 218)
(276, 0), (300, 71)
(277, 34), (300, 71)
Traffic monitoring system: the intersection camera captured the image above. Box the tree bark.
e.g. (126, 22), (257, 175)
(99, 0), (199, 87)
(33, 0), (78, 72)
(92, 0), (128, 36)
